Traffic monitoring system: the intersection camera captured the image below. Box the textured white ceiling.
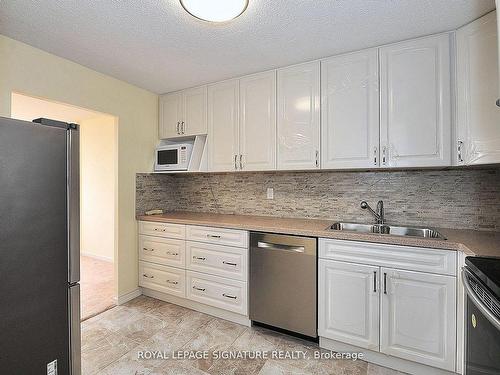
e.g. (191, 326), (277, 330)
(0, 0), (495, 94)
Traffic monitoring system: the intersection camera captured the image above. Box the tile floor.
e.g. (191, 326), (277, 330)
(82, 296), (406, 375)
(81, 256), (115, 321)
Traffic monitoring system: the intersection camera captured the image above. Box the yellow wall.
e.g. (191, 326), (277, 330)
(0, 35), (158, 297)
(80, 116), (117, 262)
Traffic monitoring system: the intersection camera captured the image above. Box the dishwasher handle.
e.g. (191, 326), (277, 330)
(257, 241), (305, 253)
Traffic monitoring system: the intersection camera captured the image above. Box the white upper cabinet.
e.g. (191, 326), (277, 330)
(456, 11), (500, 165)
(321, 49), (380, 169)
(183, 86), (208, 137)
(159, 86), (207, 139)
(319, 259), (380, 351)
(277, 61), (321, 170)
(380, 268), (456, 372)
(159, 92), (183, 139)
(380, 34), (452, 167)
(208, 80), (240, 172)
(239, 71), (277, 171)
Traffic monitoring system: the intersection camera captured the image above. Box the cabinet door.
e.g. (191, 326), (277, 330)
(380, 34), (452, 167)
(456, 11), (500, 165)
(207, 80), (239, 171)
(183, 86), (207, 136)
(319, 259), (380, 350)
(380, 268), (456, 371)
(159, 92), (183, 139)
(277, 61), (320, 170)
(321, 49), (380, 169)
(239, 71), (276, 171)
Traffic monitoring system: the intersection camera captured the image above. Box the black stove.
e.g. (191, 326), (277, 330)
(463, 256), (500, 375)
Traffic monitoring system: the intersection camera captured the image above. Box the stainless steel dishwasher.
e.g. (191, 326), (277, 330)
(249, 232), (317, 338)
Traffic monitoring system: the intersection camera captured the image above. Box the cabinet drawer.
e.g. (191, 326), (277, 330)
(186, 241), (247, 281)
(138, 221), (185, 239)
(186, 225), (248, 248)
(139, 235), (185, 268)
(139, 262), (185, 297)
(186, 271), (247, 315)
(319, 239), (456, 276)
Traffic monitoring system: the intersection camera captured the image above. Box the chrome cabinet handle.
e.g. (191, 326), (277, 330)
(234, 155), (238, 170)
(193, 256), (206, 261)
(166, 251), (179, 256)
(223, 261), (237, 266)
(373, 271), (377, 292)
(239, 154), (243, 170)
(457, 140), (464, 163)
(176, 122), (180, 134)
(193, 286), (205, 292)
(206, 234), (221, 239)
(315, 150), (319, 168)
(181, 121), (185, 134)
(382, 146), (387, 165)
(143, 274), (154, 279)
(257, 241), (305, 253)
(383, 272), (387, 294)
(223, 293), (237, 299)
(166, 280), (178, 285)
(143, 247), (154, 252)
(373, 147), (378, 165)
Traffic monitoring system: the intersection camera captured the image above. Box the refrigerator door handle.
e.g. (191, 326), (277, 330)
(69, 284), (81, 375)
(68, 126), (80, 284)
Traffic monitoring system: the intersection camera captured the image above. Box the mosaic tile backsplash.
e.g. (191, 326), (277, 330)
(136, 168), (500, 231)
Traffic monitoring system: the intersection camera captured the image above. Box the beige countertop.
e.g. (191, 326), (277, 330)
(136, 212), (500, 257)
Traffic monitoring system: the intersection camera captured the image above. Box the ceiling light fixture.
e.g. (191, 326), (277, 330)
(180, 0), (249, 23)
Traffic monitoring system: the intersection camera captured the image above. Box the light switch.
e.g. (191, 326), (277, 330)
(266, 187), (274, 200)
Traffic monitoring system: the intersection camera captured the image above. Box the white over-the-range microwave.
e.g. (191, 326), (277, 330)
(155, 143), (193, 171)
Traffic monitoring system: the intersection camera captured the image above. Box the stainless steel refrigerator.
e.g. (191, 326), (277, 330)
(0, 117), (81, 375)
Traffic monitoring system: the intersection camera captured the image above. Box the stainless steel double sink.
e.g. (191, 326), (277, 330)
(328, 222), (445, 239)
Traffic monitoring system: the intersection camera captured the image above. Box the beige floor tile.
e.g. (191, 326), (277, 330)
(367, 363), (408, 375)
(81, 296), (410, 375)
(123, 295), (166, 314)
(258, 359), (316, 375)
(116, 314), (168, 342)
(81, 329), (139, 375)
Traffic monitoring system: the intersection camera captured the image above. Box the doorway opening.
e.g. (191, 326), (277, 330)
(10, 92), (118, 321)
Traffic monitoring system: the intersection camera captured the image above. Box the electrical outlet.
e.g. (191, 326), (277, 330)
(266, 187), (274, 200)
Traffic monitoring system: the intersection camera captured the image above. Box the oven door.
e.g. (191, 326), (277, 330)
(155, 147), (181, 170)
(462, 268), (500, 374)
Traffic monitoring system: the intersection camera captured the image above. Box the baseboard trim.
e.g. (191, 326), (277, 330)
(319, 337), (457, 375)
(142, 287), (251, 327)
(81, 252), (113, 263)
(117, 289), (142, 305)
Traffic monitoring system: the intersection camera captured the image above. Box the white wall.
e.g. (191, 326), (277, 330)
(80, 116), (117, 262)
(10, 93), (118, 264)
(0, 34), (158, 297)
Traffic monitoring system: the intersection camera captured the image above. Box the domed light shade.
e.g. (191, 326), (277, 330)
(180, 0), (249, 22)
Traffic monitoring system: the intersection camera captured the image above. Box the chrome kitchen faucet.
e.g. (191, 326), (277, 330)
(361, 200), (385, 224)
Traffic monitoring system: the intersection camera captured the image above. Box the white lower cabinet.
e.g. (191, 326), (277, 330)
(319, 239), (457, 373)
(319, 260), (380, 350)
(138, 221), (249, 323)
(380, 268), (456, 371)
(139, 261), (186, 298)
(186, 270), (247, 315)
